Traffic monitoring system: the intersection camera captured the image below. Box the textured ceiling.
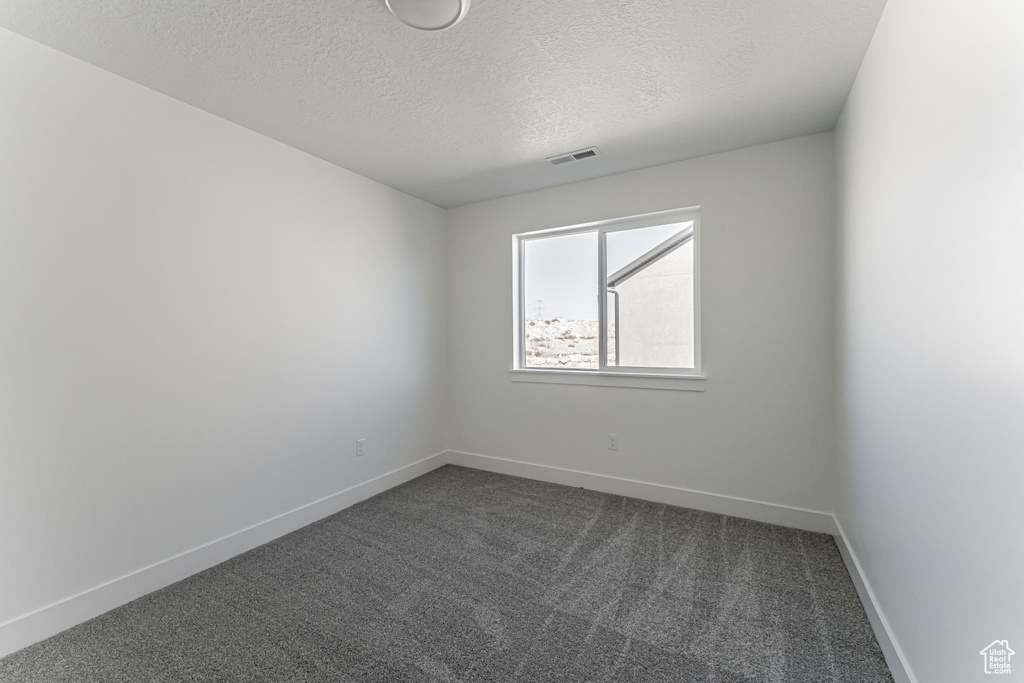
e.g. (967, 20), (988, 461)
(0, 0), (886, 207)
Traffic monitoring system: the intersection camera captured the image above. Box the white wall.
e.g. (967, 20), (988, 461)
(0, 28), (447, 654)
(835, 0), (1024, 680)
(447, 134), (837, 518)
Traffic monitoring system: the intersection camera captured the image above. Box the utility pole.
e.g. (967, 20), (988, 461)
(533, 299), (545, 318)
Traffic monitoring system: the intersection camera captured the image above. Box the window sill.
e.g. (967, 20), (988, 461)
(509, 369), (706, 391)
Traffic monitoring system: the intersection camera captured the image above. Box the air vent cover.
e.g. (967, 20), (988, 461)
(547, 147), (600, 166)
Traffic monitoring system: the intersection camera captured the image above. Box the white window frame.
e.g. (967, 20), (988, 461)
(511, 207), (706, 391)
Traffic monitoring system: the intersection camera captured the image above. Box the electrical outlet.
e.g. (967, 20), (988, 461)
(356, 439), (366, 457)
(607, 434), (618, 451)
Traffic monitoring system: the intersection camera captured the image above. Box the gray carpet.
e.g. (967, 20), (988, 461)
(1, 465), (893, 682)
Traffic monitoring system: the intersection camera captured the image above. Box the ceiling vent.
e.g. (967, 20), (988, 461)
(547, 147), (601, 166)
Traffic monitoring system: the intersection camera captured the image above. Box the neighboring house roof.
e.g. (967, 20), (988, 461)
(607, 223), (694, 288)
(980, 640), (1015, 655)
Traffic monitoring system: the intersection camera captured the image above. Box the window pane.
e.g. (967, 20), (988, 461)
(605, 222), (694, 368)
(523, 231), (598, 369)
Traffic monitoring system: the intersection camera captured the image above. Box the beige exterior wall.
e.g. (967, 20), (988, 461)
(614, 241), (694, 368)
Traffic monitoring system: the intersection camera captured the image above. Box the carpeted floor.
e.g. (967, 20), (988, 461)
(1, 465), (893, 682)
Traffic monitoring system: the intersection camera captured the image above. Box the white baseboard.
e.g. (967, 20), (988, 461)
(3, 447), (914, 683)
(0, 451), (448, 659)
(446, 450), (838, 534)
(832, 518), (917, 683)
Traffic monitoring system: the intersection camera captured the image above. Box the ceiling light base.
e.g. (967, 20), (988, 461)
(380, 0), (471, 31)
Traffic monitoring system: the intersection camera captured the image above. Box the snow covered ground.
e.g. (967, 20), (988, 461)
(523, 318), (614, 369)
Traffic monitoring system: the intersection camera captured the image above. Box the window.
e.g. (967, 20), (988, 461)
(513, 207), (703, 389)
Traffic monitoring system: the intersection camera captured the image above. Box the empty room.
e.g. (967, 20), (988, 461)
(1, 0), (1021, 681)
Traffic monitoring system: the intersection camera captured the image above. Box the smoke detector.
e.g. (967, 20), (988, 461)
(546, 147), (601, 166)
